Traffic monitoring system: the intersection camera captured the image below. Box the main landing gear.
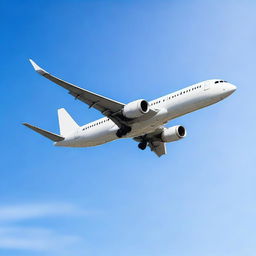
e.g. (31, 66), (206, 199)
(116, 126), (132, 138)
(138, 141), (147, 150)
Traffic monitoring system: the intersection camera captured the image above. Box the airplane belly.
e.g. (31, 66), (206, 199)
(77, 125), (118, 147)
(127, 108), (169, 137)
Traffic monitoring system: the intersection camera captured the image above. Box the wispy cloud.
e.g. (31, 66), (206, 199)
(0, 227), (82, 252)
(0, 203), (90, 254)
(0, 203), (87, 222)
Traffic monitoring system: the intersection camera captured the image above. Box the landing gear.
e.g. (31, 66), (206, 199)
(116, 126), (132, 138)
(138, 141), (147, 150)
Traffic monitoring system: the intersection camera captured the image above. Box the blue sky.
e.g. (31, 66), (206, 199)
(1, 0), (256, 255)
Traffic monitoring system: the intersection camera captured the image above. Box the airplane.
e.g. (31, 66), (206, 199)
(23, 59), (237, 157)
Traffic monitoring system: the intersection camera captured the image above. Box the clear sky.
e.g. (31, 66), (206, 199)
(1, 0), (256, 255)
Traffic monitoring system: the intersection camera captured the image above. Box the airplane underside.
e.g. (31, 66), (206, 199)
(24, 59), (236, 157)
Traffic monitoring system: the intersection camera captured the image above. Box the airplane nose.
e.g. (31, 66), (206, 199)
(228, 83), (237, 93)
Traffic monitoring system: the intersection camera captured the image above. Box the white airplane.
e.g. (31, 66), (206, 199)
(23, 60), (236, 157)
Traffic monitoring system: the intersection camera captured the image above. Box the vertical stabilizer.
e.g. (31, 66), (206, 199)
(57, 108), (79, 136)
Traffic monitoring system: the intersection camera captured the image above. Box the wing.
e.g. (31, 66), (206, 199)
(148, 141), (167, 157)
(29, 59), (127, 127)
(29, 59), (158, 128)
(134, 126), (167, 157)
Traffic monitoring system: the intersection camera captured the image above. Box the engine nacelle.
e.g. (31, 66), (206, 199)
(161, 125), (186, 142)
(122, 99), (149, 118)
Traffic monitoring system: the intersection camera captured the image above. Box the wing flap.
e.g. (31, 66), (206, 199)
(134, 126), (167, 157)
(148, 141), (167, 157)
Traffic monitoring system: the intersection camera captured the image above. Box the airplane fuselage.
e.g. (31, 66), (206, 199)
(56, 79), (236, 148)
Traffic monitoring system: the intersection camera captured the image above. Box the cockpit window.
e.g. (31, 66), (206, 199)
(215, 80), (228, 84)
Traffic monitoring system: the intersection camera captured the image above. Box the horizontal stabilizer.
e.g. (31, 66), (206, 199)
(23, 123), (64, 142)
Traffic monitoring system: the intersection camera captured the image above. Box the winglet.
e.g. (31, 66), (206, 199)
(29, 59), (48, 76)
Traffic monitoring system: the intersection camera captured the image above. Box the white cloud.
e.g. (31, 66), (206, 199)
(0, 203), (87, 222)
(0, 203), (90, 254)
(0, 227), (82, 252)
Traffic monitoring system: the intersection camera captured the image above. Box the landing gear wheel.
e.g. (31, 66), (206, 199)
(116, 126), (132, 138)
(138, 141), (147, 150)
(116, 129), (123, 138)
(125, 126), (132, 133)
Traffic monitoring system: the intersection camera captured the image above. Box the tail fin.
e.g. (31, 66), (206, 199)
(23, 123), (64, 142)
(58, 108), (79, 136)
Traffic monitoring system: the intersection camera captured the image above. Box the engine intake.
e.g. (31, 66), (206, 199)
(122, 99), (149, 118)
(161, 125), (186, 143)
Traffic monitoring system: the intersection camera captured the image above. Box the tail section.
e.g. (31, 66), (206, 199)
(23, 123), (64, 142)
(57, 108), (79, 136)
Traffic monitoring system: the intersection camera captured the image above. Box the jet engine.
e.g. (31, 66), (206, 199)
(122, 99), (149, 118)
(161, 125), (186, 142)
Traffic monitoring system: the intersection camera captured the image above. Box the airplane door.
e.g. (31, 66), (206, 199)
(204, 81), (210, 91)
